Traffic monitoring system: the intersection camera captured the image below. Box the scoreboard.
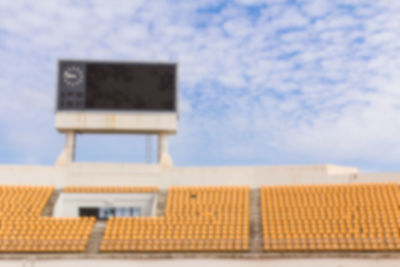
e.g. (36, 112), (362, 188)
(57, 60), (177, 112)
(55, 60), (178, 135)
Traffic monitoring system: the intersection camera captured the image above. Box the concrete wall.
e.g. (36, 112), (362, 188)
(53, 192), (157, 217)
(1, 258), (399, 267)
(0, 163), (398, 189)
(55, 112), (178, 134)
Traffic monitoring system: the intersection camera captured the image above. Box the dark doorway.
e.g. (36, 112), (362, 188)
(79, 207), (99, 218)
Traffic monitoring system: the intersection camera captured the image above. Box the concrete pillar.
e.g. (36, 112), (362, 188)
(66, 131), (76, 162)
(158, 133), (173, 168)
(56, 131), (76, 166)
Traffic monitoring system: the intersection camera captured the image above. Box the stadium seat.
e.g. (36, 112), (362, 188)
(0, 185), (95, 253)
(100, 186), (250, 252)
(261, 183), (400, 252)
(0, 185), (53, 219)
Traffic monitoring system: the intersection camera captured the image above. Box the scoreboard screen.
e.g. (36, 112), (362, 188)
(57, 60), (177, 112)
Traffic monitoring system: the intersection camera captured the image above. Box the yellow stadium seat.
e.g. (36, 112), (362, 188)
(261, 183), (400, 252)
(100, 186), (250, 252)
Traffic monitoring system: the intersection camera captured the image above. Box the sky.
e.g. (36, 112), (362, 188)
(0, 0), (400, 171)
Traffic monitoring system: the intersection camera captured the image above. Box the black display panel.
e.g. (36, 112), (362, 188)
(78, 207), (141, 220)
(57, 61), (176, 111)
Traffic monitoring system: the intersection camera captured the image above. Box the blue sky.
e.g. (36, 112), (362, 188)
(0, 0), (400, 171)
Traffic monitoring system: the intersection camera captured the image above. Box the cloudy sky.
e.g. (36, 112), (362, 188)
(0, 0), (400, 171)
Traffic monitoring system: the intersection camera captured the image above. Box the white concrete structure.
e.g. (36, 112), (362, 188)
(0, 163), (397, 189)
(2, 257), (400, 267)
(53, 192), (157, 217)
(55, 112), (178, 134)
(55, 112), (177, 167)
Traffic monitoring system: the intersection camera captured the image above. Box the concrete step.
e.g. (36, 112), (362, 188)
(42, 189), (61, 216)
(156, 190), (168, 217)
(87, 221), (107, 254)
(250, 188), (263, 252)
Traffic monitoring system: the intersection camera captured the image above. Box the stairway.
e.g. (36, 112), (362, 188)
(250, 188), (263, 252)
(41, 189), (61, 216)
(87, 221), (107, 254)
(156, 190), (168, 217)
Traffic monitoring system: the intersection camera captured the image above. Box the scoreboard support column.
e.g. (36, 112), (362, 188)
(56, 131), (76, 166)
(158, 133), (173, 168)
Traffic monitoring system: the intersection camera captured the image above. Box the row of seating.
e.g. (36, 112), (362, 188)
(104, 221), (248, 240)
(261, 183), (400, 251)
(64, 186), (158, 193)
(263, 238), (400, 251)
(105, 217), (248, 226)
(100, 239), (249, 252)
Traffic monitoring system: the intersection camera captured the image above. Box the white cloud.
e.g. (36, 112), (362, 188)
(301, 0), (333, 17)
